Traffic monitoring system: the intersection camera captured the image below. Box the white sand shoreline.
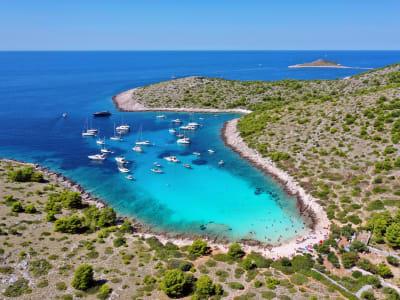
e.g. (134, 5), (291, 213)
(221, 118), (331, 258)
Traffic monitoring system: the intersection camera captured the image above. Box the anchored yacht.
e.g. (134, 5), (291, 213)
(88, 154), (106, 161)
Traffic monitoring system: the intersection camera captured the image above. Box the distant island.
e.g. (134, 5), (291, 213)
(288, 58), (351, 68)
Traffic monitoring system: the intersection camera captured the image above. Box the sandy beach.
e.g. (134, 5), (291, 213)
(221, 118), (331, 258)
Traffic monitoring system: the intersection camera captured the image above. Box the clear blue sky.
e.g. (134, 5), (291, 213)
(1, 0), (399, 50)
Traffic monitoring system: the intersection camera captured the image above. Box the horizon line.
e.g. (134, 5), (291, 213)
(1, 49), (400, 52)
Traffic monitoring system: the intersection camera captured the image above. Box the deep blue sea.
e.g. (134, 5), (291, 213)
(1, 51), (400, 243)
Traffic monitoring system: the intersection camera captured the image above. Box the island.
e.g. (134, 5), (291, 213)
(288, 58), (351, 68)
(2, 63), (400, 299)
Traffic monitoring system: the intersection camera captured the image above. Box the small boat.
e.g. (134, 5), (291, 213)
(87, 129), (98, 134)
(169, 129), (176, 133)
(135, 125), (150, 145)
(176, 134), (184, 138)
(188, 122), (200, 127)
(132, 146), (143, 152)
(110, 136), (123, 141)
(177, 137), (191, 144)
(208, 149), (215, 153)
(100, 148), (112, 154)
(153, 162), (161, 168)
(115, 156), (129, 164)
(218, 160), (224, 165)
(96, 139), (105, 145)
(116, 124), (130, 131)
(156, 115), (166, 119)
(82, 131), (96, 137)
(118, 166), (130, 173)
(193, 152), (201, 156)
(180, 125), (197, 131)
(183, 164), (192, 169)
(88, 154), (106, 161)
(172, 119), (182, 123)
(199, 117), (204, 120)
(164, 156), (180, 163)
(151, 168), (163, 173)
(125, 175), (135, 180)
(62, 113), (67, 118)
(93, 111), (112, 117)
(110, 123), (123, 141)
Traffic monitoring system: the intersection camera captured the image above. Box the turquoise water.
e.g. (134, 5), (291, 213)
(1, 51), (400, 243)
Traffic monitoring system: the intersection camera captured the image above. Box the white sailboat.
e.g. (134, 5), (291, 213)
(110, 123), (123, 141)
(135, 125), (150, 145)
(82, 118), (96, 136)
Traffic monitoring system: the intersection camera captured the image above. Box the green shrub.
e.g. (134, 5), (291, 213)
(188, 239), (211, 257)
(341, 251), (359, 268)
(11, 201), (24, 213)
(56, 282), (67, 291)
(290, 273), (309, 285)
(377, 262), (393, 278)
(387, 256), (399, 266)
(25, 204), (37, 213)
(160, 269), (195, 298)
(72, 264), (94, 290)
(29, 259), (52, 277)
(54, 215), (86, 234)
(3, 278), (31, 297)
(228, 282), (244, 290)
(227, 243), (245, 259)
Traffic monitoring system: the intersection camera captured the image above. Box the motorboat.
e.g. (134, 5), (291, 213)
(100, 148), (112, 154)
(116, 124), (130, 131)
(208, 149), (215, 153)
(82, 131), (95, 137)
(93, 111), (112, 117)
(151, 168), (163, 173)
(168, 129), (176, 133)
(115, 156), (128, 164)
(218, 160), (224, 165)
(183, 164), (192, 169)
(176, 134), (184, 138)
(153, 162), (161, 168)
(118, 166), (130, 173)
(88, 154), (106, 161)
(96, 139), (105, 145)
(62, 113), (67, 118)
(180, 125), (196, 131)
(193, 152), (201, 156)
(172, 119), (182, 124)
(132, 146), (143, 152)
(156, 115), (166, 119)
(164, 156), (180, 163)
(136, 141), (150, 145)
(188, 122), (200, 127)
(125, 175), (135, 180)
(177, 137), (191, 144)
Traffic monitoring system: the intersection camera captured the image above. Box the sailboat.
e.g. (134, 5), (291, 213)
(135, 125), (150, 145)
(82, 118), (96, 136)
(110, 123), (123, 141)
(116, 115), (130, 131)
